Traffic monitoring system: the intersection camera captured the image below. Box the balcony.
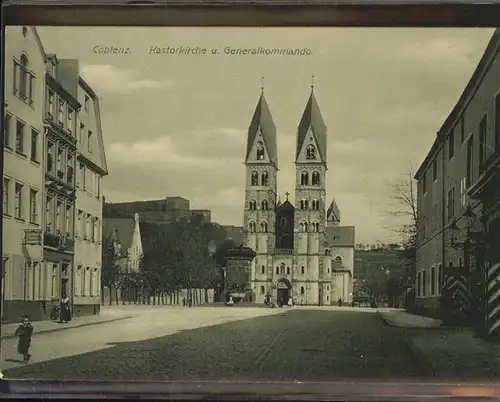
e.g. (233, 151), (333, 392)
(23, 229), (42, 245)
(44, 232), (75, 252)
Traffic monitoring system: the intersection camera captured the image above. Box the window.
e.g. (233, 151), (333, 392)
(19, 54), (28, 101)
(300, 286), (305, 295)
(97, 176), (101, 198)
(251, 171), (258, 186)
(311, 200), (319, 210)
(432, 159), (437, 181)
(422, 270), (427, 297)
(335, 256), (343, 263)
(301, 266), (305, 275)
(286, 266), (290, 275)
(448, 131), (454, 159)
(260, 222), (268, 233)
(4, 113), (11, 149)
(68, 108), (73, 133)
(311, 171), (320, 185)
(81, 267), (86, 296)
(87, 130), (93, 152)
(58, 99), (65, 125)
(430, 266), (436, 295)
(14, 182), (23, 219)
(77, 210), (83, 238)
(261, 200), (268, 210)
(311, 222), (319, 232)
(260, 286), (265, 294)
(89, 268), (94, 296)
(66, 204), (73, 237)
(29, 188), (37, 224)
(15, 119), (25, 154)
(496, 93), (500, 150)
(479, 114), (487, 172)
(249, 221), (256, 233)
(461, 117), (465, 144)
(256, 141), (265, 160)
(306, 144), (317, 160)
(280, 217), (286, 227)
(48, 91), (54, 117)
(447, 187), (455, 221)
(466, 135), (474, 187)
(417, 272), (421, 297)
(249, 200), (257, 210)
(51, 264), (58, 298)
(261, 265), (265, 274)
(3, 178), (10, 215)
(84, 95), (89, 111)
(261, 171), (268, 186)
(79, 122), (84, 144)
(30, 129), (38, 162)
(45, 196), (53, 231)
(67, 154), (74, 186)
(437, 264), (443, 293)
(276, 266), (279, 274)
(300, 171), (309, 186)
(422, 172), (427, 194)
(86, 214), (91, 239)
(47, 141), (54, 174)
(299, 220), (307, 232)
(56, 200), (63, 234)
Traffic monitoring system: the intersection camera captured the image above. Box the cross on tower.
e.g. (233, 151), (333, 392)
(261, 76), (264, 93)
(285, 192), (290, 201)
(311, 74), (315, 90)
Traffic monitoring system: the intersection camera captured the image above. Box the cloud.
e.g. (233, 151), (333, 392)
(81, 64), (174, 93)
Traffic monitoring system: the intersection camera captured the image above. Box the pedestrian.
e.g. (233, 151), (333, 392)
(288, 297), (293, 308)
(338, 298), (342, 307)
(182, 297), (186, 307)
(59, 293), (71, 323)
(188, 297), (193, 307)
(14, 315), (34, 364)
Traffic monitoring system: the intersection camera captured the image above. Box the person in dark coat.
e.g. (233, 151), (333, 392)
(182, 297), (186, 307)
(15, 315), (34, 363)
(188, 298), (193, 307)
(59, 294), (71, 323)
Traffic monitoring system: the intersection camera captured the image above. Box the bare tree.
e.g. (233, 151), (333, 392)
(385, 164), (418, 280)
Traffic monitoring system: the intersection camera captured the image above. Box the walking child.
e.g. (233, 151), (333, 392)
(15, 315), (34, 364)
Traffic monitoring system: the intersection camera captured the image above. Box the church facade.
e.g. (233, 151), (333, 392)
(243, 85), (355, 306)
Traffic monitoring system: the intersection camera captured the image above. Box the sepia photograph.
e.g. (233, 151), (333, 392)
(2, 25), (500, 383)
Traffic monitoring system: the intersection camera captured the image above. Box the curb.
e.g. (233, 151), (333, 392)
(1, 315), (134, 341)
(377, 311), (437, 377)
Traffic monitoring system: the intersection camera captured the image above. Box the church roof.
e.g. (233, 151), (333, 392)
(103, 217), (136, 250)
(327, 198), (341, 223)
(296, 88), (327, 163)
(326, 226), (355, 246)
(246, 91), (278, 167)
(277, 199), (295, 212)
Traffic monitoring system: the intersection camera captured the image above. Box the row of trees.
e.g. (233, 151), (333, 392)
(101, 218), (238, 305)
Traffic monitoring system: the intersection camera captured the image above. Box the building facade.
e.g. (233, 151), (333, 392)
(103, 197), (211, 225)
(2, 27), (108, 322)
(415, 29), (500, 328)
(3, 26), (46, 321)
(242, 86), (355, 306)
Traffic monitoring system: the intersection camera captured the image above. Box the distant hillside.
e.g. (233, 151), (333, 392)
(354, 248), (402, 279)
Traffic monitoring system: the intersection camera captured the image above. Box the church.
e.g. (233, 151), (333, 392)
(243, 83), (355, 306)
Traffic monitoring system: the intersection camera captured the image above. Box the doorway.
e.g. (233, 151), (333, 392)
(276, 279), (291, 306)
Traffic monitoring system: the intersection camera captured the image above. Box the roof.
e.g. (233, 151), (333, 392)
(277, 199), (295, 212)
(331, 261), (346, 271)
(327, 197), (341, 223)
(415, 28), (500, 180)
(325, 225), (355, 246)
(296, 88), (327, 163)
(102, 217), (135, 251)
(246, 91), (278, 168)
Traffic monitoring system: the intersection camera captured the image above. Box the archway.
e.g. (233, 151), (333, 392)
(276, 278), (292, 307)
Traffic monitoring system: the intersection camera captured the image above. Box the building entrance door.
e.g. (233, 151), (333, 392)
(276, 279), (291, 306)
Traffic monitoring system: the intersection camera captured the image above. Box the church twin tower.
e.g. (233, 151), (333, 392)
(243, 84), (336, 306)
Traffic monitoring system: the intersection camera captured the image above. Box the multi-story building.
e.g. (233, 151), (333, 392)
(414, 29), (500, 328)
(43, 58), (108, 317)
(241, 85), (355, 306)
(3, 26), (47, 322)
(42, 54), (80, 317)
(103, 197), (211, 225)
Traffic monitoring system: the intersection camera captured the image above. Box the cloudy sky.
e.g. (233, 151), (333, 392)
(36, 27), (494, 244)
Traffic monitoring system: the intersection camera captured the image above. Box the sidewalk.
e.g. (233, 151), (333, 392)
(378, 309), (500, 378)
(378, 308), (442, 328)
(1, 306), (134, 341)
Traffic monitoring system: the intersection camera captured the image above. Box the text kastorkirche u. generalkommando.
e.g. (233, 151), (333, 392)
(149, 46), (313, 56)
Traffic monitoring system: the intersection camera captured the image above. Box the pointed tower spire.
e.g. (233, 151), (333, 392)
(245, 87), (278, 168)
(311, 74), (315, 91)
(261, 76), (264, 94)
(295, 82), (327, 165)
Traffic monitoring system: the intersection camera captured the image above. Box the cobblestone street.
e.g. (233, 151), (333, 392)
(2, 306), (425, 381)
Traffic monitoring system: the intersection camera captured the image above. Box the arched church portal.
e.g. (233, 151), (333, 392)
(276, 278), (292, 307)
